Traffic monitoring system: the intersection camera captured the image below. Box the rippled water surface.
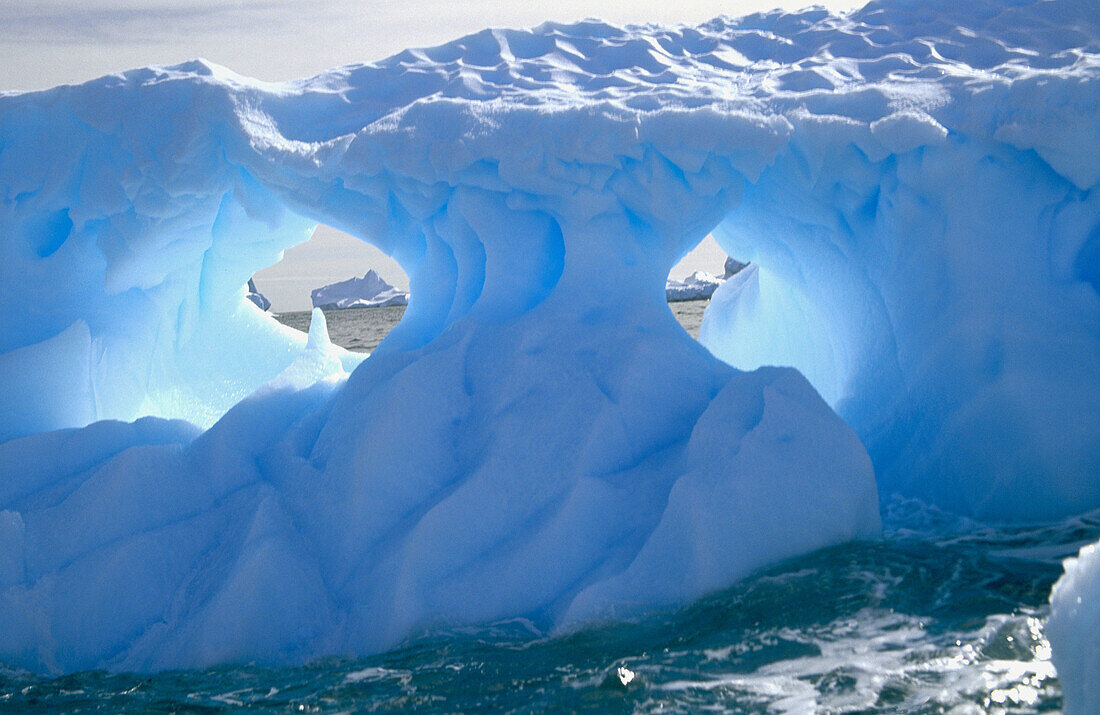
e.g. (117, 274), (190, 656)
(2, 303), (1091, 712)
(275, 305), (407, 353)
(274, 299), (708, 353)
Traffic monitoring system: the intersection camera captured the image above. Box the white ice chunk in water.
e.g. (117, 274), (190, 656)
(666, 271), (724, 301)
(1048, 539), (1100, 715)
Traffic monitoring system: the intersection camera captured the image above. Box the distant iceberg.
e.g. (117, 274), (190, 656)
(246, 279), (271, 312)
(311, 270), (408, 309)
(665, 257), (747, 301)
(666, 271), (724, 301)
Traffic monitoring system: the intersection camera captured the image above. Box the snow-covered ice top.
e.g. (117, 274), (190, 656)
(666, 270), (723, 301)
(0, 0), (1096, 673)
(311, 270), (408, 309)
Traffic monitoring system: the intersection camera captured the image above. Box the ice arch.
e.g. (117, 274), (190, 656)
(0, 0), (1096, 672)
(695, 0), (1100, 519)
(702, 130), (1100, 520)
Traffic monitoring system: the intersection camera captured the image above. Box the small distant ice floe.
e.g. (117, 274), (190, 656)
(311, 270), (408, 309)
(665, 257), (747, 302)
(246, 278), (271, 312)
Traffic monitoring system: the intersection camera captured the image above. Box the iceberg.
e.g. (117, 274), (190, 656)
(0, 0), (1095, 673)
(311, 270), (408, 309)
(665, 270), (723, 302)
(690, 1), (1100, 521)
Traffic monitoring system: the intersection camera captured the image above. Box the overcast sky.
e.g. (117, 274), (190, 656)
(2, 0), (859, 311)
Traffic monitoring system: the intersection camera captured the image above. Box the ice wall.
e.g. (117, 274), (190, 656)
(703, 132), (1100, 519)
(0, 0), (1096, 672)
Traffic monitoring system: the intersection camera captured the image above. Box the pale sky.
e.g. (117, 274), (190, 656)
(2, 0), (860, 311)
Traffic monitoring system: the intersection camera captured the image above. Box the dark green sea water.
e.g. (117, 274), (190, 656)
(1, 302), (1089, 712)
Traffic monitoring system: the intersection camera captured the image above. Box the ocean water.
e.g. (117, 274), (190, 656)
(273, 300), (709, 353)
(275, 304), (408, 353)
(1, 302), (1089, 712)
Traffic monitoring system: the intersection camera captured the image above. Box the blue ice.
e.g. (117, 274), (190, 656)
(0, 0), (1096, 675)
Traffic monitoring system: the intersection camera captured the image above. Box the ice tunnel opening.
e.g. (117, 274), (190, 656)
(157, 198), (429, 431)
(253, 224), (410, 354)
(665, 234), (747, 341)
(689, 192), (855, 413)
